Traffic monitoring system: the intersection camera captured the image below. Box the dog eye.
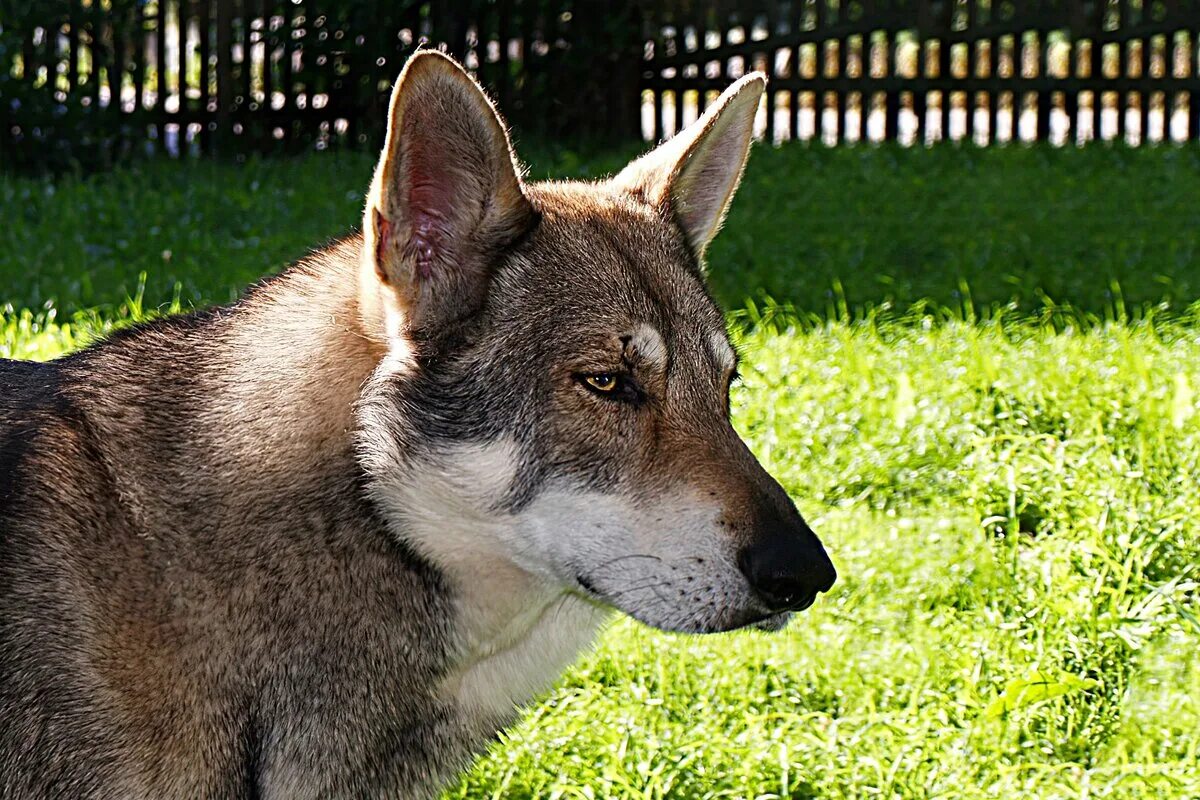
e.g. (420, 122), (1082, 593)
(583, 374), (619, 393)
(576, 373), (643, 405)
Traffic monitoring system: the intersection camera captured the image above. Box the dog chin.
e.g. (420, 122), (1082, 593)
(571, 578), (795, 634)
(699, 609), (794, 634)
(749, 611), (793, 632)
(635, 608), (796, 635)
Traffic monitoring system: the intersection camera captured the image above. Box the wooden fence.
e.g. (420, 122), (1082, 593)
(6, 0), (1200, 170)
(0, 0), (642, 169)
(642, 0), (1200, 145)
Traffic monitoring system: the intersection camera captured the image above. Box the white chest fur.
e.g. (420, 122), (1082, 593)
(441, 577), (610, 720)
(359, 434), (613, 718)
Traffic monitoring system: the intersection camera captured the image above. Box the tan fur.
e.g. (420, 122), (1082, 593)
(614, 73), (765, 257)
(0, 52), (833, 799)
(361, 51), (534, 338)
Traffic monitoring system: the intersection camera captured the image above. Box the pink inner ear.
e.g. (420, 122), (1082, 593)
(374, 209), (392, 282)
(409, 187), (444, 280)
(406, 140), (461, 281)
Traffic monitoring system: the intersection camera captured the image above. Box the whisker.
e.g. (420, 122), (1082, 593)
(603, 579), (673, 601)
(590, 553), (664, 575)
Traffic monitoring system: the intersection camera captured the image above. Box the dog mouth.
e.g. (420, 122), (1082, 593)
(738, 588), (819, 632)
(706, 591), (822, 633)
(573, 573), (809, 634)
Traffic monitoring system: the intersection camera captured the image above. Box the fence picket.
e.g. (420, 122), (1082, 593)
(964, 3), (977, 144)
(9, 0), (1200, 168)
(199, 0), (211, 152)
(133, 4), (146, 117)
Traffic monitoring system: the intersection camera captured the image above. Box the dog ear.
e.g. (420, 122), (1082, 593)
(614, 73), (764, 260)
(362, 51), (534, 338)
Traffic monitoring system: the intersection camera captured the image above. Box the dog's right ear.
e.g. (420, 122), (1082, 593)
(361, 51), (534, 341)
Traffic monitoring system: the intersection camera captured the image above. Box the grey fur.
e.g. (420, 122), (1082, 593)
(0, 52), (833, 798)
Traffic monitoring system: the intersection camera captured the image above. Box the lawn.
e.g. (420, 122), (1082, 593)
(2, 144), (1198, 799)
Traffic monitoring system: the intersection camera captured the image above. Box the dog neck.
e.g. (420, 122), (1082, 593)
(209, 237), (386, 481)
(357, 429), (613, 718)
(226, 240), (610, 717)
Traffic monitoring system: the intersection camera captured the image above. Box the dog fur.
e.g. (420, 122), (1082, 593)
(0, 51), (834, 798)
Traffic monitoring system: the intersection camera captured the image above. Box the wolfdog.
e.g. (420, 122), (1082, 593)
(0, 50), (836, 798)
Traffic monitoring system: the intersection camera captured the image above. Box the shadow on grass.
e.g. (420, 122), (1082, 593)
(706, 143), (1200, 320)
(3, 142), (1199, 322)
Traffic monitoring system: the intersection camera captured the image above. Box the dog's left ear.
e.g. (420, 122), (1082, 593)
(362, 51), (534, 338)
(614, 73), (764, 260)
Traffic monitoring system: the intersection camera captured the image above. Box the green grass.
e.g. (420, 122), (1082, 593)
(2, 144), (1198, 799)
(6, 144), (1200, 319)
(711, 145), (1200, 317)
(448, 316), (1200, 799)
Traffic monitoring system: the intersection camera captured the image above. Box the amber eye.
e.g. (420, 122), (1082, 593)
(577, 372), (645, 405)
(583, 374), (619, 393)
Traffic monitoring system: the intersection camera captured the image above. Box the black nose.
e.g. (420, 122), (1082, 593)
(737, 517), (836, 613)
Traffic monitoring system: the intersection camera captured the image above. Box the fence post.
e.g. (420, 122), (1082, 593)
(763, 2), (777, 144)
(569, 0), (643, 143)
(1090, 24), (1103, 140)
(178, 0), (188, 155)
(885, 30), (901, 142)
(1116, 3), (1128, 142)
(133, 1), (146, 122)
(1036, 29), (1051, 141)
(938, 32), (950, 140)
(963, 2), (976, 144)
(1191, 32), (1200, 140)
(215, 0), (232, 154)
(198, 0), (210, 152)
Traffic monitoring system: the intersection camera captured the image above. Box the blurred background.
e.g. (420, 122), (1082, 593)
(5, 0), (1200, 317)
(2, 2), (1199, 798)
(7, 0), (1200, 160)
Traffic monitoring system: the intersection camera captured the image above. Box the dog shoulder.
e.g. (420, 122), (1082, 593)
(1, 358), (75, 509)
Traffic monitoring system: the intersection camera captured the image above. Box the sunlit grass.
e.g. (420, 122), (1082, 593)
(444, 316), (1200, 799)
(3, 145), (1197, 798)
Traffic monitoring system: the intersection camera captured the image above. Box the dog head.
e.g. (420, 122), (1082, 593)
(357, 51), (835, 634)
